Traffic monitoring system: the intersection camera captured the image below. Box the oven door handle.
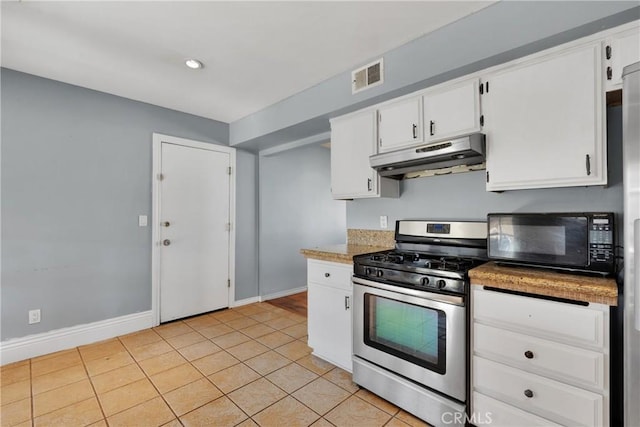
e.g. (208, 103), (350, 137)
(352, 276), (465, 306)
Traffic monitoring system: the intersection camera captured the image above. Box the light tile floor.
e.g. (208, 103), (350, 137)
(0, 301), (429, 427)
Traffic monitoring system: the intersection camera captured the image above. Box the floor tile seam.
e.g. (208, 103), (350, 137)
(291, 380), (357, 417)
(111, 347), (182, 424)
(77, 346), (108, 424)
(260, 362), (312, 395)
(243, 389), (322, 424)
(82, 351), (138, 379)
(176, 391), (252, 425)
(29, 358), (86, 380)
(30, 396), (99, 426)
(29, 358), (34, 426)
(164, 332), (209, 351)
(320, 371), (360, 395)
(188, 347), (241, 377)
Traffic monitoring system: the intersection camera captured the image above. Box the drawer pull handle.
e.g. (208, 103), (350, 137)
(524, 350), (534, 359)
(324, 273), (330, 278)
(524, 389), (534, 398)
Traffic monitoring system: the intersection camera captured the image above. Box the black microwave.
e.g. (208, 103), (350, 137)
(487, 212), (615, 275)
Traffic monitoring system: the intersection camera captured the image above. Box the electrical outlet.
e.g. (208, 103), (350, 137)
(138, 215), (148, 227)
(380, 215), (388, 229)
(28, 309), (41, 324)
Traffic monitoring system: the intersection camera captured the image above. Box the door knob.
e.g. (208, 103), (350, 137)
(162, 221), (170, 227)
(162, 239), (171, 246)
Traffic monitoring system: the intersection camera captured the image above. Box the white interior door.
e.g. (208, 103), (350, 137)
(159, 141), (231, 322)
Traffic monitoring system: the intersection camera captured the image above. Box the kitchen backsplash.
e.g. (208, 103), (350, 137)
(348, 228), (395, 247)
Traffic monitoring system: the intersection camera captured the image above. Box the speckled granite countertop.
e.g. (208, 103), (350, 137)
(300, 244), (392, 264)
(301, 229), (395, 264)
(469, 261), (618, 306)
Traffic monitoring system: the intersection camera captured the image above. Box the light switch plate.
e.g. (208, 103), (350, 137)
(380, 215), (388, 229)
(138, 215), (148, 227)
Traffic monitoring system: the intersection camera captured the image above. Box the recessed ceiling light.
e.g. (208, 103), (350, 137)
(185, 59), (204, 70)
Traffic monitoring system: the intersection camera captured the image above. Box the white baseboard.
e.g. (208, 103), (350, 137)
(231, 296), (260, 307)
(0, 310), (154, 366)
(260, 286), (307, 302)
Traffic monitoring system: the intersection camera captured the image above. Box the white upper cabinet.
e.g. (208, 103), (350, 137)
(483, 42), (606, 191)
(330, 110), (399, 199)
(377, 96), (423, 152)
(423, 78), (482, 142)
(604, 23), (640, 89)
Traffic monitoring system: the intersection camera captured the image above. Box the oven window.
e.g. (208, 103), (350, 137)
(363, 294), (446, 374)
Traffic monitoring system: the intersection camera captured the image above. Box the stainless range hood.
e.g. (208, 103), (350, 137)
(370, 133), (486, 179)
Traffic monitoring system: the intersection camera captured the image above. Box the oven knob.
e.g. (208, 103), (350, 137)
(421, 277), (430, 287)
(436, 280), (446, 289)
(376, 270), (384, 277)
(366, 268), (372, 276)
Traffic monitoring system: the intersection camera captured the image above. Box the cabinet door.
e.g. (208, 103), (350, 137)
(605, 26), (640, 89)
(307, 282), (352, 371)
(484, 43), (605, 191)
(423, 78), (481, 142)
(330, 110), (398, 199)
(378, 97), (423, 152)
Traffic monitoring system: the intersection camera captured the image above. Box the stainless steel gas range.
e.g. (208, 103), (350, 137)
(352, 220), (487, 427)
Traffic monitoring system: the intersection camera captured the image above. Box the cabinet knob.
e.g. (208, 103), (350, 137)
(345, 296), (350, 310)
(162, 239), (171, 246)
(524, 389), (534, 398)
(429, 120), (435, 136)
(524, 350), (534, 359)
(324, 272), (330, 278)
(162, 221), (171, 227)
(412, 123), (417, 139)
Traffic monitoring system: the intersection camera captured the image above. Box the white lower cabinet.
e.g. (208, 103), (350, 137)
(471, 285), (610, 427)
(307, 259), (353, 372)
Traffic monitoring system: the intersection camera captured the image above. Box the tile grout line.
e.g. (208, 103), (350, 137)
(29, 358), (34, 427)
(116, 334), (185, 426)
(78, 346), (109, 426)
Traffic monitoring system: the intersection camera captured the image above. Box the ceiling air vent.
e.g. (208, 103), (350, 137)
(352, 58), (383, 94)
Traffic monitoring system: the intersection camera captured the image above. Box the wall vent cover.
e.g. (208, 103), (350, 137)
(352, 58), (384, 94)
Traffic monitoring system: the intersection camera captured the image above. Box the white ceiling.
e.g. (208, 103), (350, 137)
(1, 1), (494, 124)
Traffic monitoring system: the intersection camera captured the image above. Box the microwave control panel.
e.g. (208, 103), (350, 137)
(589, 215), (614, 266)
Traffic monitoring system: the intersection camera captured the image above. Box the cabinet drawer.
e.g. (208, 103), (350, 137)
(307, 259), (353, 290)
(474, 323), (605, 391)
(473, 287), (605, 349)
(473, 356), (604, 427)
(473, 392), (561, 427)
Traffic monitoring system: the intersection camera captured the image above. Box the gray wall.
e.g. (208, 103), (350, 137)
(235, 150), (259, 301)
(347, 107), (624, 240)
(259, 144), (346, 297)
(0, 69), (259, 341)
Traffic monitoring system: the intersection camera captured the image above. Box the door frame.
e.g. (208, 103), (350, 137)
(151, 133), (236, 326)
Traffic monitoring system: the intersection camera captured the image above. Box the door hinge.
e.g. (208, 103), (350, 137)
(378, 113), (382, 123)
(225, 223), (232, 231)
(486, 171), (490, 183)
(605, 45), (612, 60)
(227, 279), (231, 288)
(157, 173), (164, 181)
(480, 115), (485, 127)
(479, 83), (484, 95)
(379, 138), (382, 146)
(227, 167), (232, 175)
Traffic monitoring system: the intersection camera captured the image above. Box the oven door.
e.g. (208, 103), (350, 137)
(352, 276), (466, 402)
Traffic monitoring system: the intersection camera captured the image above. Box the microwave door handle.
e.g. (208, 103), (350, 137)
(635, 219), (640, 331)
